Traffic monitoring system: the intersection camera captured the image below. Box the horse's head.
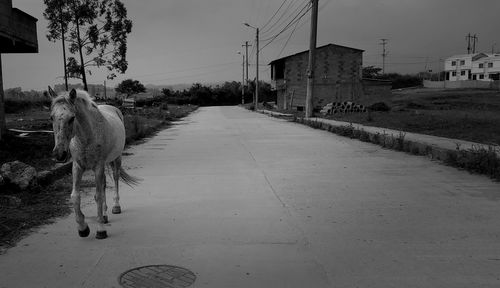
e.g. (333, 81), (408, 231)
(49, 87), (77, 162)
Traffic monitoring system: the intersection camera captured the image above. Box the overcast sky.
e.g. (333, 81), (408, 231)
(3, 0), (500, 91)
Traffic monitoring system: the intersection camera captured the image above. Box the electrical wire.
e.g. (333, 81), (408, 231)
(260, 0), (289, 31)
(260, 0), (309, 39)
(260, 0), (303, 35)
(260, 2), (312, 51)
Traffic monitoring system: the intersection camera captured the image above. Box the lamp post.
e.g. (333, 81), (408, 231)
(237, 51), (244, 104)
(243, 23), (259, 109)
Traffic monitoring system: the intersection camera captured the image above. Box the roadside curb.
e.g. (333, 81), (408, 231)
(255, 108), (500, 180)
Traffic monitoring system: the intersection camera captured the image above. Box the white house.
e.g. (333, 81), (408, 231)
(445, 53), (500, 81)
(471, 54), (500, 81)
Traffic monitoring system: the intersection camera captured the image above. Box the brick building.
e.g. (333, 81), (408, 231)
(270, 43), (364, 111)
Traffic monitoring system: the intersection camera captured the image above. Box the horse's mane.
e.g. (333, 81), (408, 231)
(52, 89), (97, 110)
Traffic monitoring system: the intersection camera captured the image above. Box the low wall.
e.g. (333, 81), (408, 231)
(424, 80), (500, 89)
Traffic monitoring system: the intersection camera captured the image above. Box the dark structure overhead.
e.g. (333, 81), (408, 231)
(0, 0), (38, 53)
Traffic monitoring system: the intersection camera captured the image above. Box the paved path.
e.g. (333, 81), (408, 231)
(1, 106), (500, 288)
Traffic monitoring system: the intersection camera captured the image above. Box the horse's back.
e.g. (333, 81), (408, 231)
(98, 105), (126, 163)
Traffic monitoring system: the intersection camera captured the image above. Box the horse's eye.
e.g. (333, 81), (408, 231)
(69, 116), (75, 124)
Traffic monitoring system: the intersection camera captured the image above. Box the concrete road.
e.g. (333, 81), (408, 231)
(1, 106), (500, 288)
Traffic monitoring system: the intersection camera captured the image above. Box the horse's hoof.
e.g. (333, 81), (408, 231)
(78, 225), (90, 238)
(103, 215), (108, 224)
(112, 206), (121, 214)
(96, 230), (108, 239)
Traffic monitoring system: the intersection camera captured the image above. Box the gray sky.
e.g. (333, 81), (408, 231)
(3, 0), (500, 90)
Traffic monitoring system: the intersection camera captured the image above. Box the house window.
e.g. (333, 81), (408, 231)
(479, 74), (484, 79)
(479, 63), (484, 68)
(460, 70), (466, 76)
(452, 71), (457, 76)
(488, 63), (493, 68)
(451, 61), (456, 66)
(460, 60), (465, 65)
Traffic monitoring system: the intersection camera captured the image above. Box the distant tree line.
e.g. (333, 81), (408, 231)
(160, 81), (276, 106)
(362, 66), (423, 89)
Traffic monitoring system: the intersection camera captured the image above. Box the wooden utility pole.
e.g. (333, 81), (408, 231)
(380, 39), (388, 74)
(305, 0), (318, 118)
(472, 34), (478, 54)
(242, 41), (251, 95)
(255, 28), (259, 109)
(238, 51), (244, 104)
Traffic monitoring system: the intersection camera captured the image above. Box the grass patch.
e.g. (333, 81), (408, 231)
(0, 177), (72, 254)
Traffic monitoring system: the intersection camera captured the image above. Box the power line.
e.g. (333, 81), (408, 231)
(260, 0), (289, 30)
(260, 2), (312, 50)
(125, 62), (239, 79)
(276, 13), (302, 58)
(260, 0), (309, 38)
(274, 0), (331, 58)
(260, 0), (303, 35)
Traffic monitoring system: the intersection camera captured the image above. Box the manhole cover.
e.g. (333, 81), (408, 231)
(118, 265), (196, 288)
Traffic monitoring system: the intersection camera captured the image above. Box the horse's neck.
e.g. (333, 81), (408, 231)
(74, 105), (103, 145)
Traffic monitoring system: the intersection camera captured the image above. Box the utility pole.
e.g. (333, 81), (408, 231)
(472, 34), (478, 54)
(255, 28), (259, 109)
(237, 51), (244, 104)
(380, 39), (388, 74)
(243, 23), (259, 109)
(305, 0), (319, 118)
(103, 80), (107, 99)
(466, 33), (471, 54)
(242, 41), (251, 94)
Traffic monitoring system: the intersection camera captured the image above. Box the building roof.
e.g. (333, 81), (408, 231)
(268, 43), (364, 65)
(445, 53), (488, 61)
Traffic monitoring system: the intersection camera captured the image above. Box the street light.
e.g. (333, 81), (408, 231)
(237, 51), (244, 105)
(243, 22), (259, 110)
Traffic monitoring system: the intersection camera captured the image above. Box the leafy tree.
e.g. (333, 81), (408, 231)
(44, 0), (133, 91)
(115, 79), (146, 98)
(362, 66), (383, 78)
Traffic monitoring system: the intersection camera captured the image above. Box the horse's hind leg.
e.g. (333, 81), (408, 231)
(94, 164), (107, 239)
(110, 157), (122, 214)
(95, 173), (109, 224)
(71, 162), (89, 237)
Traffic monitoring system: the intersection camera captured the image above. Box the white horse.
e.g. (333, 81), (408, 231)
(49, 87), (139, 239)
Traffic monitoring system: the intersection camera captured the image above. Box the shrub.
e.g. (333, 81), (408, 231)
(368, 102), (390, 112)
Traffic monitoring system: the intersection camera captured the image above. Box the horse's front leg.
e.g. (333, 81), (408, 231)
(94, 164), (108, 239)
(71, 162), (89, 237)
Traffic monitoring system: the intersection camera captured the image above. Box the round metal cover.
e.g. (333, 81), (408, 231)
(118, 265), (196, 288)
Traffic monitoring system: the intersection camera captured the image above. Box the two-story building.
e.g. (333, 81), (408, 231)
(444, 53), (500, 81)
(269, 43), (364, 111)
(471, 54), (500, 81)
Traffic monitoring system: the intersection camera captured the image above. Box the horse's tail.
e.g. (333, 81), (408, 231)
(119, 167), (142, 187)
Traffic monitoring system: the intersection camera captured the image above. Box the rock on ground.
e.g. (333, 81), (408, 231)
(0, 161), (38, 191)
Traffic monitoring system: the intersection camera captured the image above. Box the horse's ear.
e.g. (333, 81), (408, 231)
(48, 86), (57, 98)
(69, 89), (77, 103)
